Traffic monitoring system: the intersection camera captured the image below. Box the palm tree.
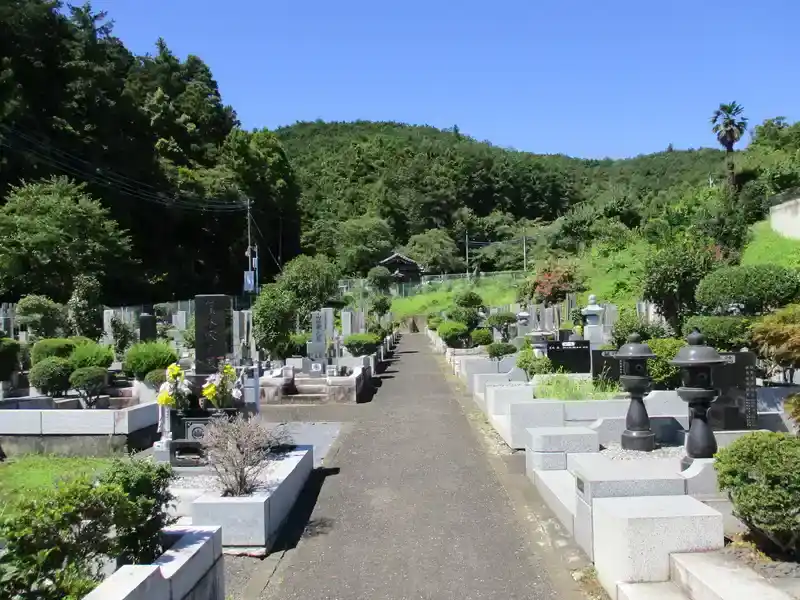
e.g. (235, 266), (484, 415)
(711, 102), (748, 189)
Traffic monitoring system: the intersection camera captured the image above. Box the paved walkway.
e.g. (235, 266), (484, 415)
(260, 334), (560, 600)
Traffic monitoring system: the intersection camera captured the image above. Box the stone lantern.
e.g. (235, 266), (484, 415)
(670, 330), (725, 471)
(614, 333), (656, 451)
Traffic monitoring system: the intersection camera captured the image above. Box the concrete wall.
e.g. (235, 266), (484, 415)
(770, 196), (800, 239)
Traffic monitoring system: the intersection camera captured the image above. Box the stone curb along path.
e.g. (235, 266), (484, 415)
(253, 334), (585, 600)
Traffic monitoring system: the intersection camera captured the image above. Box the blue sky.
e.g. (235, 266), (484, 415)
(90, 0), (798, 159)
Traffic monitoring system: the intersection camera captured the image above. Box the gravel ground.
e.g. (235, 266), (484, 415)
(224, 556), (264, 600)
(600, 442), (685, 461)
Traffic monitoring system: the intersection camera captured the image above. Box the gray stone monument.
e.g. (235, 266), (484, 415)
(195, 295), (232, 374)
(581, 294), (606, 348)
(139, 313), (157, 342)
(341, 310), (354, 338)
(307, 310), (326, 360)
(322, 307), (335, 339)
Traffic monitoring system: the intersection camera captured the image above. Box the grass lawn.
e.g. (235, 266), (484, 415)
(0, 455), (114, 518)
(391, 278), (518, 318)
(741, 220), (800, 269)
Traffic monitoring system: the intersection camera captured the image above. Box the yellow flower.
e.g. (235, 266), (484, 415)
(157, 391), (175, 407)
(202, 383), (217, 401)
(222, 364), (235, 377)
(167, 363), (182, 380)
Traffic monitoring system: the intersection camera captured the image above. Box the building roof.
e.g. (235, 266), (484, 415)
(379, 252), (421, 268)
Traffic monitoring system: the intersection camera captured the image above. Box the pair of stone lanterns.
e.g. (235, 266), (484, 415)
(613, 330), (723, 470)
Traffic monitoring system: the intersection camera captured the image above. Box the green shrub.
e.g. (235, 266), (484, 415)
(646, 338), (686, 389)
(0, 457), (175, 598)
(446, 306), (480, 330)
(517, 345), (554, 379)
(454, 290), (484, 309)
(29, 356), (72, 397)
(343, 333), (381, 356)
(70, 336), (93, 346)
(427, 315), (442, 331)
(69, 366), (108, 408)
(31, 338), (77, 366)
(18, 342), (30, 371)
(470, 328), (493, 346)
(15, 294), (67, 339)
(535, 373), (621, 401)
(288, 332), (311, 357)
(0, 337), (21, 381)
(123, 342), (178, 380)
(486, 312), (517, 342)
(438, 321), (469, 348)
(69, 340), (114, 371)
(610, 307), (669, 348)
(696, 264), (800, 316)
(111, 315), (138, 358)
(715, 432), (800, 556)
(683, 315), (752, 351)
(66, 275), (103, 340)
(486, 342), (517, 361)
(182, 314), (196, 349)
(144, 368), (167, 388)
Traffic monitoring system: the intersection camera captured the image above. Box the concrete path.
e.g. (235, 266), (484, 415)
(259, 334), (563, 600)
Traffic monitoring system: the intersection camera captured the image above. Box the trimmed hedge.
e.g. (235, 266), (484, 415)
(122, 342), (178, 380)
(69, 341), (114, 371)
(437, 321), (470, 348)
(144, 368), (167, 388)
(646, 338), (686, 389)
(426, 315), (442, 331)
(486, 342), (517, 360)
(29, 356), (72, 397)
(517, 345), (553, 379)
(715, 432), (800, 556)
(343, 333), (381, 357)
(31, 338), (77, 366)
(683, 315), (752, 351)
(696, 264), (800, 316)
(446, 307), (480, 330)
(0, 337), (21, 381)
(470, 328), (493, 346)
(69, 366), (108, 407)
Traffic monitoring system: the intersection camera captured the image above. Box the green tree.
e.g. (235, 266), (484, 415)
(404, 229), (464, 274)
(15, 295), (67, 339)
(0, 177), (132, 302)
(711, 102), (748, 189)
(334, 216), (394, 275)
(366, 266), (393, 293)
(67, 275), (104, 340)
(276, 254), (340, 326)
(252, 284), (296, 358)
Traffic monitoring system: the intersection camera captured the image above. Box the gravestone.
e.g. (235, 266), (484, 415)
(592, 349), (622, 381)
(307, 310), (326, 360)
(341, 311), (354, 338)
(322, 307), (335, 339)
(558, 329), (574, 342)
(546, 340), (591, 373)
(172, 310), (188, 331)
(581, 295), (606, 348)
(195, 295), (232, 374)
(710, 352), (758, 430)
(139, 313), (157, 342)
(103, 310), (115, 341)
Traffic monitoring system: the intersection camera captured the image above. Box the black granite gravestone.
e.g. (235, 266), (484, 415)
(139, 313), (157, 342)
(592, 349), (622, 381)
(709, 352), (758, 430)
(195, 294), (232, 374)
(547, 340), (591, 373)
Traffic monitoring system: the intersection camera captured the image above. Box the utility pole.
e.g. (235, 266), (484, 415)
(465, 232), (469, 280)
(523, 235), (527, 272)
(244, 198), (255, 296)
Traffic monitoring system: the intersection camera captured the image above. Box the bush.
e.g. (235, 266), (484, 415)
(446, 306), (480, 330)
(517, 345), (554, 379)
(29, 356), (72, 397)
(68, 340), (114, 371)
(30, 337), (77, 366)
(69, 366), (108, 408)
(182, 314), (196, 349)
(470, 328), (493, 346)
(715, 432), (800, 556)
(486, 342), (517, 361)
(66, 275), (103, 340)
(486, 312), (517, 342)
(252, 283), (296, 358)
(454, 290), (484, 309)
(427, 315), (442, 331)
(15, 294), (67, 339)
(610, 307), (669, 348)
(288, 332), (311, 357)
(370, 294), (392, 319)
(203, 416), (292, 496)
(438, 321), (470, 348)
(367, 266), (393, 293)
(110, 315), (137, 359)
(646, 338), (686, 389)
(751, 304), (800, 369)
(18, 342), (30, 371)
(343, 333), (381, 356)
(144, 368), (167, 388)
(696, 264), (800, 316)
(123, 342), (178, 380)
(0, 457), (175, 598)
(683, 315), (752, 351)
(0, 337), (21, 381)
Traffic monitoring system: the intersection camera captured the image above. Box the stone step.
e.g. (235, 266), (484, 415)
(295, 385), (328, 394)
(670, 552), (793, 600)
(618, 582), (688, 600)
(262, 393), (328, 405)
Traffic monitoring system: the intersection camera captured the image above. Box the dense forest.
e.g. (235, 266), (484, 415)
(2, 1), (800, 307)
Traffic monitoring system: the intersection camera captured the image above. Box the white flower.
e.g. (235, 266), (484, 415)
(159, 382), (170, 393)
(232, 388), (242, 400)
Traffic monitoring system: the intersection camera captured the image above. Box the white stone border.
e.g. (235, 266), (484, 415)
(191, 448), (314, 548)
(0, 402), (158, 435)
(83, 525), (224, 600)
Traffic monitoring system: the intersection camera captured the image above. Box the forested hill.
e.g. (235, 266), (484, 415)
(274, 119), (728, 271)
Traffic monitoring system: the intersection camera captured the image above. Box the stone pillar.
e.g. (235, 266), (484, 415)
(581, 294), (606, 348)
(341, 310), (354, 338)
(139, 313), (157, 342)
(306, 310), (326, 360)
(194, 295), (232, 374)
(322, 307), (335, 340)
